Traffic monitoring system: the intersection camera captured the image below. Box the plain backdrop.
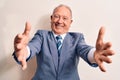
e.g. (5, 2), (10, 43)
(0, 0), (120, 80)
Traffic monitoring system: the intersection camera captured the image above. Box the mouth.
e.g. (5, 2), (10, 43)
(55, 23), (64, 28)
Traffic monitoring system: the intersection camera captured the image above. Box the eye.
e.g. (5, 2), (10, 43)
(63, 17), (68, 20)
(53, 15), (59, 19)
(63, 17), (67, 20)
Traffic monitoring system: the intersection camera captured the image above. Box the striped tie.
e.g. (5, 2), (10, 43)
(56, 35), (62, 57)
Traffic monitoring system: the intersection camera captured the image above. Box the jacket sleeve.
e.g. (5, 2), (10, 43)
(76, 33), (98, 67)
(12, 51), (31, 64)
(27, 30), (43, 59)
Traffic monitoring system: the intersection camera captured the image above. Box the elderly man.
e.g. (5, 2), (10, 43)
(13, 4), (114, 80)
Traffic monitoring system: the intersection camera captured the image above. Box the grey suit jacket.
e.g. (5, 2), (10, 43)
(17, 30), (98, 80)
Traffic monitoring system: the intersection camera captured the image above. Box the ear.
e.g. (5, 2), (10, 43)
(70, 19), (73, 24)
(50, 15), (53, 20)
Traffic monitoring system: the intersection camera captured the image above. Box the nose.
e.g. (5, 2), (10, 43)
(57, 17), (63, 23)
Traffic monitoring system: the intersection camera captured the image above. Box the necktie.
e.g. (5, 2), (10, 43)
(56, 35), (62, 57)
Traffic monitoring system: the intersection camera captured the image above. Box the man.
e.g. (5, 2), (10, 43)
(13, 4), (114, 80)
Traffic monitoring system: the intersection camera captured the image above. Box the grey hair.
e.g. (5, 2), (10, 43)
(52, 4), (72, 18)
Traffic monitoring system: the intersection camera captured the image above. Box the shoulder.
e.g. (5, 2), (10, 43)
(35, 30), (52, 35)
(65, 32), (86, 45)
(36, 30), (50, 34)
(67, 32), (84, 39)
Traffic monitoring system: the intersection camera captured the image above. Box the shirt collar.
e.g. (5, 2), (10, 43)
(52, 31), (67, 40)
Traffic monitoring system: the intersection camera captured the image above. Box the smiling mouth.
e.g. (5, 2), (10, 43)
(55, 23), (64, 28)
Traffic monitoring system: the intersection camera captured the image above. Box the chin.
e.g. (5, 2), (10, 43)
(54, 30), (63, 35)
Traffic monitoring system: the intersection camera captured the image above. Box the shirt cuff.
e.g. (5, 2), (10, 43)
(88, 48), (96, 63)
(26, 46), (30, 59)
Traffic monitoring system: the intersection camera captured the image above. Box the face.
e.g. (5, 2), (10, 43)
(51, 6), (73, 35)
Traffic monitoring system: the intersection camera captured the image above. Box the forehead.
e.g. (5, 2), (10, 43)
(53, 6), (71, 17)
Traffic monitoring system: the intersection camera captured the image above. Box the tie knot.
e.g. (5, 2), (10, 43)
(56, 35), (62, 41)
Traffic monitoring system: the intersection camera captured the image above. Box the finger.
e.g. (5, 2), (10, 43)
(103, 42), (112, 50)
(97, 59), (106, 72)
(100, 55), (112, 63)
(23, 22), (31, 36)
(21, 59), (27, 70)
(96, 27), (105, 50)
(15, 44), (21, 50)
(102, 50), (115, 56)
(99, 62), (106, 72)
(17, 33), (23, 39)
(15, 43), (25, 50)
(17, 54), (23, 62)
(18, 55), (27, 70)
(15, 34), (23, 43)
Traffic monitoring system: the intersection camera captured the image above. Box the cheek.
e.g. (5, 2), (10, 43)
(52, 18), (58, 23)
(51, 20), (56, 27)
(65, 22), (71, 27)
(64, 27), (70, 31)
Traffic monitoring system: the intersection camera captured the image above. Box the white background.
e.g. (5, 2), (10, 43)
(0, 0), (120, 80)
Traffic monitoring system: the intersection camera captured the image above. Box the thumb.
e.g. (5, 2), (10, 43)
(23, 21), (31, 36)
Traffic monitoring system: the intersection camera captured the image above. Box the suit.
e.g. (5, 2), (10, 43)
(27, 30), (98, 80)
(14, 30), (97, 80)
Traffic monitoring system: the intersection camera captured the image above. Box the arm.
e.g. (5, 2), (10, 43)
(76, 33), (98, 67)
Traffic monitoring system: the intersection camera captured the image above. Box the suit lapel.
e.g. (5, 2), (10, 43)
(47, 32), (58, 72)
(58, 33), (73, 72)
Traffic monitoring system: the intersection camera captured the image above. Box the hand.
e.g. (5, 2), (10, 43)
(14, 22), (31, 70)
(94, 27), (115, 72)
